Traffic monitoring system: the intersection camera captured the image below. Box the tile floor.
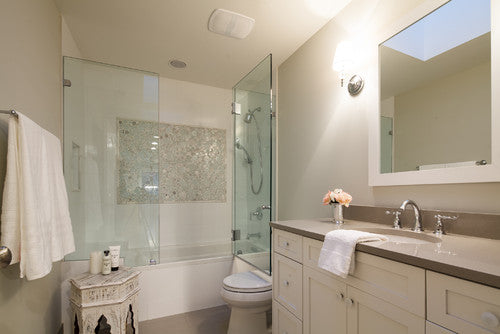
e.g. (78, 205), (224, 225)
(139, 305), (231, 334)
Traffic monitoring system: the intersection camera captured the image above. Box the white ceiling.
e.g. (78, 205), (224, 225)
(55, 0), (334, 89)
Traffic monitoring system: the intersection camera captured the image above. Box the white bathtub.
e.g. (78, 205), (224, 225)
(137, 241), (269, 321)
(160, 241), (232, 263)
(138, 241), (232, 320)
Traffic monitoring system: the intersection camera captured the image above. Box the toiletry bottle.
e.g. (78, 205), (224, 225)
(90, 251), (103, 275)
(109, 245), (121, 271)
(102, 250), (111, 275)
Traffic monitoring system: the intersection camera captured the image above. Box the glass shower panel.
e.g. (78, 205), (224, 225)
(233, 55), (273, 273)
(63, 57), (160, 267)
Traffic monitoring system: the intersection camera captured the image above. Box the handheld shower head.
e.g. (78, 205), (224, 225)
(244, 107), (261, 123)
(235, 137), (253, 164)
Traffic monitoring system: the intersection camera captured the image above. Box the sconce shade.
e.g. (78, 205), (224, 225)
(333, 41), (354, 72)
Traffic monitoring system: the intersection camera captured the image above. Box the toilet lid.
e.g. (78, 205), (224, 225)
(223, 272), (272, 293)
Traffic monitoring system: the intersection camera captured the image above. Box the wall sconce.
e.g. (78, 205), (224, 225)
(333, 40), (364, 95)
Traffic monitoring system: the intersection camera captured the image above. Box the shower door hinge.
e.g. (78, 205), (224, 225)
(271, 111), (276, 118)
(231, 229), (241, 241)
(231, 102), (241, 115)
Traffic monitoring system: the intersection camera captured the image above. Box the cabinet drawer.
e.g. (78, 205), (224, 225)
(426, 321), (456, 334)
(302, 237), (425, 317)
(274, 229), (303, 263)
(273, 253), (303, 319)
(427, 271), (500, 334)
(273, 300), (302, 334)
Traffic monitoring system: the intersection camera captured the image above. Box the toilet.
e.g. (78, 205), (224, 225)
(221, 271), (272, 334)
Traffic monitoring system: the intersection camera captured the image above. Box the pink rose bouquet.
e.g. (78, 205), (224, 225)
(322, 188), (352, 207)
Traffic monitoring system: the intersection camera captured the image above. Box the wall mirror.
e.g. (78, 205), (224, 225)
(370, 0), (500, 186)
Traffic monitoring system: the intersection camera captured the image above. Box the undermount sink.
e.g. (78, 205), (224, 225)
(354, 227), (442, 244)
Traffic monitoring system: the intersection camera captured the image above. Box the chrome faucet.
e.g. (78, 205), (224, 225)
(399, 199), (424, 232)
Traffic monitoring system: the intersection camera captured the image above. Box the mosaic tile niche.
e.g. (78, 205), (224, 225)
(117, 118), (227, 204)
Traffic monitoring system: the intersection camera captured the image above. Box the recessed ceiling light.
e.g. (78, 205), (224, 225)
(169, 59), (187, 69)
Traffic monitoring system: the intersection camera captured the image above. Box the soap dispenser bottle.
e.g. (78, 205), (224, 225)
(102, 250), (111, 275)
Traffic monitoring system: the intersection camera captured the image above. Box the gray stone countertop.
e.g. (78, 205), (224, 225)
(270, 219), (500, 289)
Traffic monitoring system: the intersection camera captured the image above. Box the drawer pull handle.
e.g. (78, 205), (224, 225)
(345, 298), (354, 307)
(283, 280), (290, 287)
(284, 241), (290, 247)
(336, 291), (344, 300)
(481, 312), (499, 328)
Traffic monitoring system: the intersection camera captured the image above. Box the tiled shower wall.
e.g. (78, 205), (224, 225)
(117, 119), (227, 204)
(158, 77), (233, 248)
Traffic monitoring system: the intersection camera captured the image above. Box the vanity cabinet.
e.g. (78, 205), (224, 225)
(302, 239), (425, 334)
(273, 228), (500, 334)
(273, 229), (426, 334)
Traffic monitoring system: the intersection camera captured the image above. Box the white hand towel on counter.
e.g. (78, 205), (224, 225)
(318, 230), (387, 278)
(0, 113), (75, 280)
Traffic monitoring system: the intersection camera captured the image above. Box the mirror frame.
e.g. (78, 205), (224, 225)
(369, 0), (500, 186)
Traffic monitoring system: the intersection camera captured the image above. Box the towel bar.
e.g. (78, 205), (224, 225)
(0, 109), (19, 118)
(0, 246), (12, 268)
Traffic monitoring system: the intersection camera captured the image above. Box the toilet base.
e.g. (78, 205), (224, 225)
(227, 305), (269, 334)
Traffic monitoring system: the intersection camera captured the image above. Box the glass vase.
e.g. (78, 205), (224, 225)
(331, 203), (344, 224)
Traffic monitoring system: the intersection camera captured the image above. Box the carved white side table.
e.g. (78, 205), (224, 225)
(70, 268), (140, 334)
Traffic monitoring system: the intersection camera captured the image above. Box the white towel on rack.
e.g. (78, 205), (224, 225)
(318, 230), (387, 278)
(1, 115), (21, 264)
(0, 113), (75, 280)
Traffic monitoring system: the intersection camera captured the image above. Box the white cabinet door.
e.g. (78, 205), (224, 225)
(346, 286), (425, 334)
(303, 266), (347, 334)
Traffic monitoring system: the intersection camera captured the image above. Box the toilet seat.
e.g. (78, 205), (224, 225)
(222, 271), (272, 293)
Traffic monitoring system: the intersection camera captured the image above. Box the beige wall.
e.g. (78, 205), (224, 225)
(0, 0), (63, 333)
(393, 61), (491, 172)
(277, 0), (500, 218)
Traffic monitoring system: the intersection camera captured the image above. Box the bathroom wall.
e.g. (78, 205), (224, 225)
(0, 0), (64, 333)
(277, 0), (500, 219)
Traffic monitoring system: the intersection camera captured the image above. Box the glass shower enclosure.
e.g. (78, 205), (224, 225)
(233, 55), (273, 273)
(63, 57), (160, 267)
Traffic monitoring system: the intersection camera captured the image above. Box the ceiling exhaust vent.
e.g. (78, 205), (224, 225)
(208, 9), (255, 39)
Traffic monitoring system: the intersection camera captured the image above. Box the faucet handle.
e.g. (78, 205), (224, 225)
(434, 214), (458, 236)
(385, 210), (402, 229)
